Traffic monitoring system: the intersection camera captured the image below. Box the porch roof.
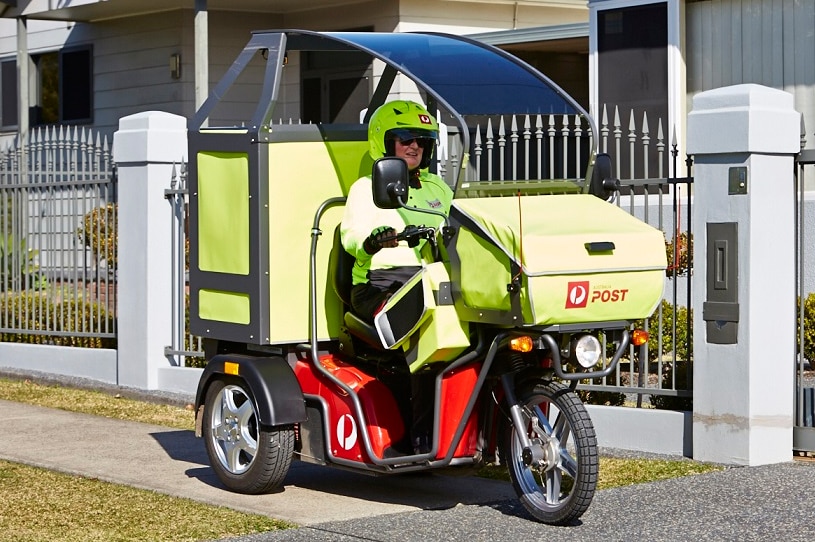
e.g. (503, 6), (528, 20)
(2, 0), (588, 23)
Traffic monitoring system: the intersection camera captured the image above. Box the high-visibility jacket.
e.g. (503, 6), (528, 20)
(341, 171), (453, 286)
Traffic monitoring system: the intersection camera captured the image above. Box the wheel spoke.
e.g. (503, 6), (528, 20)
(530, 404), (553, 437)
(222, 388), (242, 418)
(545, 469), (562, 503)
(559, 449), (578, 478)
(552, 409), (567, 441)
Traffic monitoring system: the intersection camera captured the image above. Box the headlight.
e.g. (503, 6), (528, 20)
(571, 334), (602, 369)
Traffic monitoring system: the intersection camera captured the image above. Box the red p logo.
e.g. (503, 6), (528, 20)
(565, 281), (590, 309)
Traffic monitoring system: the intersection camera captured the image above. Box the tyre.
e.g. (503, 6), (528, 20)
(499, 380), (598, 525)
(202, 377), (294, 494)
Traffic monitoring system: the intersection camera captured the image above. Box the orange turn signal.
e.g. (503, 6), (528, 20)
(631, 329), (649, 347)
(510, 336), (534, 353)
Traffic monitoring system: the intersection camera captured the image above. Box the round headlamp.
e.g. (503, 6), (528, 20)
(571, 334), (602, 369)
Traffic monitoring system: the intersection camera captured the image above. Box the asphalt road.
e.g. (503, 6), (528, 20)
(214, 460), (815, 542)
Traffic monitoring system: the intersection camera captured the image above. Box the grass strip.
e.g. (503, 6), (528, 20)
(0, 377), (196, 430)
(0, 459), (292, 542)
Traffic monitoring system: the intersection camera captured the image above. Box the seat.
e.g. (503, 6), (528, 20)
(328, 225), (386, 349)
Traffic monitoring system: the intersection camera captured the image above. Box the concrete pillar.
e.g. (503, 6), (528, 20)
(113, 112), (187, 389)
(687, 84), (799, 465)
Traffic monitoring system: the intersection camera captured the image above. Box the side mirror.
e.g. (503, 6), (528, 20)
(372, 157), (408, 209)
(589, 153), (619, 201)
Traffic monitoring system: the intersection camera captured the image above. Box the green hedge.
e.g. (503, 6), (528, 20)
(0, 292), (116, 348)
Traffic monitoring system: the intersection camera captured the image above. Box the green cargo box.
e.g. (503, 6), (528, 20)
(447, 194), (667, 326)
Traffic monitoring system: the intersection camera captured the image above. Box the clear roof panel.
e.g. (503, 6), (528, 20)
(324, 32), (581, 118)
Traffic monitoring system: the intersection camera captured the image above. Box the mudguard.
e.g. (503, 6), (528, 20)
(195, 353), (307, 427)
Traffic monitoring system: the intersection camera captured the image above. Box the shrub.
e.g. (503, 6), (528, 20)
(665, 231), (692, 277)
(184, 293), (206, 368)
(798, 293), (815, 363)
(77, 203), (117, 269)
(0, 291), (116, 348)
(631, 300), (692, 363)
(0, 234), (47, 291)
(642, 302), (693, 411)
(577, 388), (626, 407)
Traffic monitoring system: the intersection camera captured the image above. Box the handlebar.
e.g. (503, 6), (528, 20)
(381, 225), (437, 248)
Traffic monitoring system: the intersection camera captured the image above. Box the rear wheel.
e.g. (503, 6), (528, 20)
(202, 377), (294, 494)
(499, 380), (598, 525)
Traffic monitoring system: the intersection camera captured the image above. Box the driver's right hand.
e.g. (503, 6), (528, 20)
(363, 226), (398, 254)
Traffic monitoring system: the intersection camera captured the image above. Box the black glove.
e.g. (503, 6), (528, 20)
(363, 226), (397, 255)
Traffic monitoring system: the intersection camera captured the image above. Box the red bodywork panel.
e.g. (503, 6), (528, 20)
(295, 355), (405, 461)
(295, 354), (482, 463)
(437, 363), (481, 459)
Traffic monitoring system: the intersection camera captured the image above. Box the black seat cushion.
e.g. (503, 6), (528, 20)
(329, 225), (355, 307)
(329, 224), (385, 349)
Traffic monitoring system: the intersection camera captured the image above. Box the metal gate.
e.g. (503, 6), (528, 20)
(794, 150), (815, 454)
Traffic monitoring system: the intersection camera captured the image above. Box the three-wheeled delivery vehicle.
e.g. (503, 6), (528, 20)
(188, 30), (667, 525)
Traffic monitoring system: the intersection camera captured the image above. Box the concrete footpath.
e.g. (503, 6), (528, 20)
(0, 399), (516, 525)
(3, 397), (815, 541)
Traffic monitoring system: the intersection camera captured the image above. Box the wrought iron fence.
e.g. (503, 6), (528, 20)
(0, 126), (117, 342)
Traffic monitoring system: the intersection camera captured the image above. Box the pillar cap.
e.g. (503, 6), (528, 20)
(113, 111), (187, 164)
(687, 84), (800, 155)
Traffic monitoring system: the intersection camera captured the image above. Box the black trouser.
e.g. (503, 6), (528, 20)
(349, 266), (421, 323)
(350, 282), (391, 324)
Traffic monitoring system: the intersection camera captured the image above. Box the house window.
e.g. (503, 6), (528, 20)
(301, 49), (372, 124)
(300, 27), (374, 124)
(33, 45), (93, 125)
(1, 58), (17, 129)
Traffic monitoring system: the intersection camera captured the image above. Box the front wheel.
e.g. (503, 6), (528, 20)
(202, 377), (294, 494)
(499, 380), (598, 525)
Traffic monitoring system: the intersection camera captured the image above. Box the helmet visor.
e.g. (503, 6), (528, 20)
(386, 128), (438, 144)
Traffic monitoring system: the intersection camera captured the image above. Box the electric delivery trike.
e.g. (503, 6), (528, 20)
(188, 30), (667, 525)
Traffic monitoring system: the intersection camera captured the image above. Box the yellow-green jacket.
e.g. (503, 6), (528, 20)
(341, 171), (453, 285)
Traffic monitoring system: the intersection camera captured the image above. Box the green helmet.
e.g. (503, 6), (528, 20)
(368, 100), (438, 170)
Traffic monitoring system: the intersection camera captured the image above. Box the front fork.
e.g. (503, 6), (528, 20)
(501, 373), (560, 471)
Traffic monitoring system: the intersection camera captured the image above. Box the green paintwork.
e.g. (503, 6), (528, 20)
(199, 289), (251, 325)
(322, 139), (373, 195)
(197, 151), (250, 275)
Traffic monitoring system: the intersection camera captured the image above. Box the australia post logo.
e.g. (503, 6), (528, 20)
(565, 281), (629, 309)
(565, 281), (590, 308)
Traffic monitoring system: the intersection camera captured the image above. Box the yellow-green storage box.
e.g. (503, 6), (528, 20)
(448, 194), (667, 325)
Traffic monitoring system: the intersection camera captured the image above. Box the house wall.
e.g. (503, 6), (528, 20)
(0, 1), (590, 141)
(80, 11), (286, 136)
(686, 0), (815, 150)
